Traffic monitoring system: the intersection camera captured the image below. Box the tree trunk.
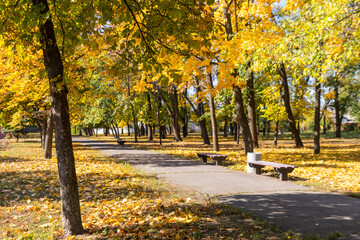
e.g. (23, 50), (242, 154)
(32, 0), (83, 236)
(170, 85), (182, 141)
(224, 118), (228, 137)
(208, 73), (219, 151)
(152, 82), (182, 141)
(233, 85), (254, 154)
(127, 123), (131, 136)
(314, 80), (321, 154)
(277, 62), (304, 147)
(230, 122), (234, 135)
(140, 123), (145, 136)
(146, 93), (153, 140)
(334, 78), (341, 138)
(127, 77), (138, 142)
(181, 107), (189, 138)
(44, 109), (54, 159)
(323, 115), (327, 134)
(274, 120), (279, 146)
(183, 87), (210, 144)
(246, 64), (258, 148)
(233, 121), (238, 142)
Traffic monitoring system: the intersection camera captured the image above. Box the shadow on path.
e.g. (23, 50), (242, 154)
(219, 192), (360, 238)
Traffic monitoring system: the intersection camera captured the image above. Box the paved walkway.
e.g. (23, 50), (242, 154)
(73, 138), (360, 239)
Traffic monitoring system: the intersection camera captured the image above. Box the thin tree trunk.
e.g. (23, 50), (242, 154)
(44, 109), (54, 159)
(39, 118), (47, 149)
(229, 122), (234, 135)
(274, 120), (279, 146)
(233, 121), (238, 141)
(32, 0), (83, 235)
(140, 123), (145, 136)
(127, 123), (131, 136)
(170, 85), (182, 141)
(246, 63), (258, 148)
(147, 93), (153, 140)
(314, 80), (321, 154)
(183, 88), (210, 144)
(127, 76), (138, 142)
(152, 82), (182, 141)
(224, 118), (228, 137)
(323, 115), (327, 134)
(334, 78), (341, 138)
(277, 62), (304, 147)
(233, 85), (254, 154)
(208, 73), (219, 151)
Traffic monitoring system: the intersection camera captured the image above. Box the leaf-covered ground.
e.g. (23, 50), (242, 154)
(93, 133), (360, 194)
(0, 139), (300, 239)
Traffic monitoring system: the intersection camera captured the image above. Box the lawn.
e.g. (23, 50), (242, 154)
(0, 138), (300, 239)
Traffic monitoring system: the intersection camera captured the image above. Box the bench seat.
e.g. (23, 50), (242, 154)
(197, 153), (228, 165)
(116, 139), (127, 145)
(246, 160), (298, 181)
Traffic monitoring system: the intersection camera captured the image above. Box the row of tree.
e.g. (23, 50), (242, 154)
(0, 0), (359, 236)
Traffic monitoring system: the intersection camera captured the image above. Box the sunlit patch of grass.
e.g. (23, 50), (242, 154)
(1, 138), (300, 239)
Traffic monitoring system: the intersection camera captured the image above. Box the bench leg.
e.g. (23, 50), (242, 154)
(214, 157), (225, 165)
(279, 172), (288, 181)
(275, 168), (294, 181)
(255, 166), (263, 175)
(201, 156), (208, 163)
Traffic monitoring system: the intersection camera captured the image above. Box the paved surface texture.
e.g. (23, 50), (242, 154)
(74, 138), (360, 239)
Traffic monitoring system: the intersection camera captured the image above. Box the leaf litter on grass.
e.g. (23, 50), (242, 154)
(0, 140), (300, 239)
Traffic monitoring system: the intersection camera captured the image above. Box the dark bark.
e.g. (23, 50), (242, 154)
(208, 73), (219, 151)
(277, 62), (304, 147)
(36, 119), (44, 148)
(44, 109), (54, 159)
(334, 78), (342, 138)
(32, 0), (83, 236)
(263, 119), (266, 136)
(140, 123), (145, 136)
(127, 123), (131, 136)
(147, 93), (153, 140)
(314, 80), (321, 154)
(152, 82), (182, 141)
(233, 121), (238, 141)
(230, 122), (234, 135)
(246, 63), (258, 148)
(274, 120), (279, 146)
(182, 115), (189, 138)
(170, 85), (182, 141)
(224, 118), (228, 137)
(127, 77), (138, 142)
(183, 87), (210, 144)
(233, 85), (254, 154)
(323, 115), (327, 134)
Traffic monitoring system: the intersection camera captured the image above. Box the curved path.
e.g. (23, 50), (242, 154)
(73, 137), (360, 239)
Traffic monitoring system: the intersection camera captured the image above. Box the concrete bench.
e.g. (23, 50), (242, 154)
(197, 153), (228, 165)
(246, 160), (298, 181)
(116, 139), (127, 145)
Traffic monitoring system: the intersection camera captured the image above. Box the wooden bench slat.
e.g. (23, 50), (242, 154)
(246, 160), (298, 181)
(197, 152), (228, 165)
(246, 160), (298, 168)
